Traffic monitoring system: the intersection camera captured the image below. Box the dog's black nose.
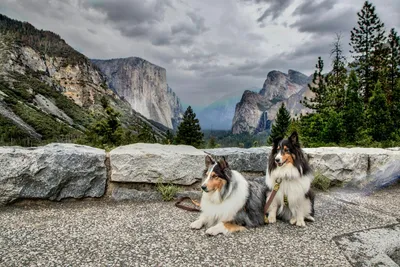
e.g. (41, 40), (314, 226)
(201, 185), (207, 191)
(275, 158), (280, 163)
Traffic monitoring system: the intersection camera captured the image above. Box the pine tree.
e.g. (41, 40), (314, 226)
(138, 123), (157, 143)
(391, 79), (400, 137)
(302, 57), (328, 112)
(268, 103), (291, 144)
(350, 1), (386, 104)
(327, 33), (348, 109)
(321, 108), (343, 144)
(163, 130), (175, 145)
(85, 104), (124, 147)
(207, 136), (217, 148)
(175, 106), (204, 148)
(366, 81), (391, 141)
(342, 71), (364, 142)
(387, 28), (400, 101)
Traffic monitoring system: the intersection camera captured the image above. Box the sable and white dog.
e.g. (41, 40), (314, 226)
(190, 155), (267, 236)
(265, 131), (315, 227)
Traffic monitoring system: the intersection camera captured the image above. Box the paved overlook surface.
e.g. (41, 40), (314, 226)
(0, 183), (399, 267)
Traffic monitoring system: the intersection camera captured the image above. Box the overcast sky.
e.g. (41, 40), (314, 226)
(1, 0), (399, 106)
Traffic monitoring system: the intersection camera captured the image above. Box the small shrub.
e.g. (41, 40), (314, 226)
(156, 179), (181, 201)
(311, 173), (331, 191)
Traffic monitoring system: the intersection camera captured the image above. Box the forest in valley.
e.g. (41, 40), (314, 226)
(263, 1), (400, 148)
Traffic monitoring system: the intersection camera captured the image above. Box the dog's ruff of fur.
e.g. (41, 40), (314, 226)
(265, 132), (315, 227)
(190, 156), (267, 236)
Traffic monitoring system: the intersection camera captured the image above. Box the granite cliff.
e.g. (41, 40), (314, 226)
(232, 70), (313, 134)
(92, 58), (183, 129)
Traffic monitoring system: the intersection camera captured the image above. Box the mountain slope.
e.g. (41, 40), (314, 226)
(232, 70), (313, 134)
(92, 57), (183, 129)
(0, 13), (168, 145)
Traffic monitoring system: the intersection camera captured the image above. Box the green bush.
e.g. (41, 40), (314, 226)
(156, 179), (181, 201)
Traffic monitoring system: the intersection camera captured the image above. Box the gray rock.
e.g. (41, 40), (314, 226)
(175, 190), (202, 200)
(0, 143), (107, 205)
(110, 143), (207, 185)
(334, 224), (400, 266)
(304, 147), (400, 183)
(204, 147), (271, 173)
(112, 188), (162, 202)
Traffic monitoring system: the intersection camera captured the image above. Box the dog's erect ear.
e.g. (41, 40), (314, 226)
(273, 137), (282, 149)
(217, 157), (229, 170)
(205, 155), (215, 169)
(218, 157), (231, 181)
(289, 131), (299, 146)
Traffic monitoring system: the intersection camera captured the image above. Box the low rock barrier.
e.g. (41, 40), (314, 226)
(0, 143), (399, 205)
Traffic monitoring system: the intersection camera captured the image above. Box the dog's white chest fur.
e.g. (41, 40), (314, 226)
(200, 170), (249, 224)
(267, 165), (312, 203)
(265, 164), (313, 226)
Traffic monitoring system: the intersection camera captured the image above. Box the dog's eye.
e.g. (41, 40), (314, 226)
(284, 148), (289, 153)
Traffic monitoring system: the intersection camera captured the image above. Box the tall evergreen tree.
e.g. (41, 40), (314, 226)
(387, 28), (400, 101)
(175, 106), (204, 148)
(350, 1), (386, 104)
(366, 81), (391, 141)
(163, 130), (175, 145)
(391, 79), (400, 136)
(327, 33), (348, 109)
(138, 123), (157, 143)
(342, 71), (364, 142)
(268, 103), (291, 144)
(302, 57), (328, 112)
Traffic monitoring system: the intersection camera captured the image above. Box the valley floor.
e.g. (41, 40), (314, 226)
(0, 183), (399, 267)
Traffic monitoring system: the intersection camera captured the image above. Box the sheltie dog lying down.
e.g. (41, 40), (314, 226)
(190, 155), (267, 236)
(265, 131), (315, 227)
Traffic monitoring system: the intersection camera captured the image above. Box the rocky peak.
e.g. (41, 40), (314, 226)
(259, 70), (305, 102)
(232, 69), (312, 135)
(92, 57), (183, 129)
(288, 69), (309, 85)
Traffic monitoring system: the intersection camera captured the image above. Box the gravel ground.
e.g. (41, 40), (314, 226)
(0, 184), (399, 267)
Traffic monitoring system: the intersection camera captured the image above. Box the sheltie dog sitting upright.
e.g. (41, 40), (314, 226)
(190, 155), (267, 236)
(265, 131), (315, 227)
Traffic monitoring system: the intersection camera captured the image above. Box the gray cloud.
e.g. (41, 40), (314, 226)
(0, 0), (398, 106)
(293, 0), (337, 16)
(257, 0), (293, 22)
(290, 8), (357, 35)
(84, 0), (170, 25)
(242, 0), (294, 22)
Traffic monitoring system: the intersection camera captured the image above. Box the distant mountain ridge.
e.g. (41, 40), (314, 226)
(232, 70), (313, 134)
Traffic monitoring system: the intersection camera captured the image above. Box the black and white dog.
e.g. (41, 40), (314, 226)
(265, 132), (315, 227)
(190, 155), (267, 235)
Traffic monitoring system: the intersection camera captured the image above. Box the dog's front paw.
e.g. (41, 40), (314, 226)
(296, 218), (306, 227)
(267, 215), (276, 224)
(290, 217), (297, 225)
(190, 219), (204, 230)
(205, 223), (228, 236)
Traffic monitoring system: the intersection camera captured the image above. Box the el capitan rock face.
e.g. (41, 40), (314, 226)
(92, 57), (183, 129)
(232, 69), (313, 134)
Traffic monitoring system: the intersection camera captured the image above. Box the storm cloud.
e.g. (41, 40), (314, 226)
(0, 0), (399, 105)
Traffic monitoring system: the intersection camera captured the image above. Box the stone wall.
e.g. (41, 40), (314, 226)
(1, 143), (399, 205)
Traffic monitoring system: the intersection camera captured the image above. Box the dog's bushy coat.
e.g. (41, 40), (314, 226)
(190, 156), (267, 235)
(265, 132), (315, 227)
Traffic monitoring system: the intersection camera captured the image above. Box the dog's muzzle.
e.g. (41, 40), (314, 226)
(201, 185), (208, 192)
